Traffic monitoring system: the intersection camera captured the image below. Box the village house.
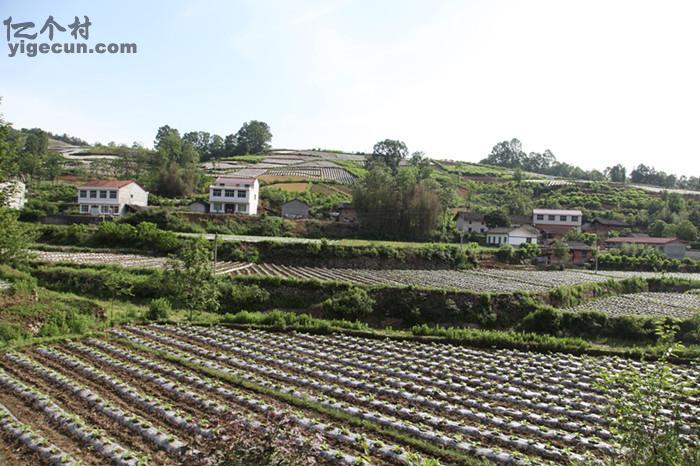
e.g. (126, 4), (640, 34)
(455, 212), (488, 234)
(582, 218), (630, 237)
(541, 241), (594, 266)
(209, 176), (259, 215)
(486, 224), (540, 246)
(336, 203), (357, 223)
(532, 208), (583, 238)
(77, 180), (148, 216)
(0, 180), (26, 210)
(187, 200), (210, 214)
(603, 236), (687, 259)
(281, 199), (310, 219)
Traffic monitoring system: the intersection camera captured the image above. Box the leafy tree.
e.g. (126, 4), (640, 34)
(597, 324), (700, 465)
(0, 208), (36, 265)
(231, 120), (272, 155)
(552, 240), (569, 264)
(675, 220), (698, 242)
(605, 164), (627, 183)
(649, 219), (669, 237)
(484, 209), (510, 228)
(146, 297), (172, 321)
(165, 240), (220, 320)
(370, 139), (408, 173)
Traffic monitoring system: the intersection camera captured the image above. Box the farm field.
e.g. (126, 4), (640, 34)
(0, 324), (698, 465)
(567, 292), (700, 319)
(31, 250), (248, 275)
(232, 264), (678, 292)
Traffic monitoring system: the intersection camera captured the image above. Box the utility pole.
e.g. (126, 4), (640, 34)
(213, 233), (218, 273)
(594, 238), (599, 274)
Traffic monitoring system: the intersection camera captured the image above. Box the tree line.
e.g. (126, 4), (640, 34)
(481, 138), (700, 190)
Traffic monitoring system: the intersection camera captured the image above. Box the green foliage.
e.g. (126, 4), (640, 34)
(0, 207), (37, 265)
(597, 323), (700, 465)
(229, 120), (272, 155)
(221, 310), (368, 331)
(219, 282), (270, 311)
(146, 297), (172, 321)
(322, 287), (375, 321)
(369, 139), (408, 173)
(521, 308), (563, 335)
(165, 240), (220, 318)
(353, 164), (447, 241)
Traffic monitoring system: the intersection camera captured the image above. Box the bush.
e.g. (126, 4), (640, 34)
(521, 307), (563, 335)
(219, 283), (270, 312)
(322, 287), (375, 321)
(146, 298), (172, 321)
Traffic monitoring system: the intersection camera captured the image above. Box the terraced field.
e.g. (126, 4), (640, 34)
(232, 264), (665, 292)
(0, 324), (698, 465)
(32, 250), (248, 275)
(567, 292), (700, 319)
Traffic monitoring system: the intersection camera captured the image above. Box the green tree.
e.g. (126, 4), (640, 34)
(322, 287), (375, 321)
(231, 120), (272, 155)
(675, 220), (698, 242)
(0, 208), (36, 265)
(552, 240), (569, 264)
(597, 324), (700, 465)
(370, 139), (408, 173)
(605, 164), (627, 183)
(484, 209), (510, 228)
(165, 240), (220, 320)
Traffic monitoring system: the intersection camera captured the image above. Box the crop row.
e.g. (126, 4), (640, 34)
(567, 292), (700, 319)
(114, 326), (537, 465)
(261, 167), (356, 184)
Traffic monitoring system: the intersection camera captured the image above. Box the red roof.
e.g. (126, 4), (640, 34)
(605, 237), (681, 245)
(79, 179), (136, 188)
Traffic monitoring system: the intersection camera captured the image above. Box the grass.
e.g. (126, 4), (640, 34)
(220, 155), (266, 163)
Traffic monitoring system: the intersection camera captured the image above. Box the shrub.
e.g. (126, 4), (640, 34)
(521, 307), (563, 335)
(322, 287), (375, 321)
(146, 298), (172, 321)
(219, 283), (270, 312)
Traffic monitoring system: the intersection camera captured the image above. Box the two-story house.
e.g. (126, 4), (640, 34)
(209, 176), (259, 215)
(77, 180), (148, 216)
(455, 212), (488, 234)
(532, 208), (583, 238)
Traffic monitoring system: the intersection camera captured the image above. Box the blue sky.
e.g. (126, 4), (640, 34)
(1, 0), (699, 175)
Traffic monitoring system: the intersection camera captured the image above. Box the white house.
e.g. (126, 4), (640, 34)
(209, 176), (259, 215)
(486, 225), (540, 246)
(78, 180), (148, 216)
(0, 180), (26, 210)
(532, 208), (583, 237)
(455, 212), (488, 234)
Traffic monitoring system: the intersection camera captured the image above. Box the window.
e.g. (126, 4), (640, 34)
(526, 237), (532, 244)
(536, 214), (544, 221)
(244, 184), (250, 188)
(560, 215), (567, 222)
(212, 189), (222, 197)
(548, 215), (555, 221)
(89, 190), (97, 198)
(571, 215), (579, 222)
(467, 227), (472, 233)
(80, 204), (89, 213)
(213, 202), (221, 210)
(100, 190), (107, 199)
(237, 190), (246, 198)
(224, 189), (236, 197)
(109, 191), (117, 199)
(79, 190), (87, 198)
(480, 228), (485, 233)
(101, 205), (109, 213)
(238, 204), (247, 212)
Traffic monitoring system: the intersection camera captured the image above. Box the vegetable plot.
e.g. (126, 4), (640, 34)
(567, 292), (700, 319)
(3, 324), (695, 464)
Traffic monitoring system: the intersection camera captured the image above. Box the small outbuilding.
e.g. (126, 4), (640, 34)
(188, 201), (210, 213)
(486, 224), (540, 246)
(281, 199), (311, 219)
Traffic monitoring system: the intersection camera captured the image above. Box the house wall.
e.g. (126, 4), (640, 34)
(508, 234), (537, 246)
(663, 243), (687, 259)
(532, 211), (582, 228)
(78, 183), (148, 216)
(209, 179), (259, 215)
(456, 217), (488, 234)
(282, 203), (310, 219)
(486, 233), (508, 245)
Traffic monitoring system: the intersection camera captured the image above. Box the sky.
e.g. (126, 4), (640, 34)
(1, 0), (699, 176)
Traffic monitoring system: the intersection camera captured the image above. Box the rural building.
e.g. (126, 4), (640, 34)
(541, 241), (594, 266)
(209, 176), (259, 215)
(533, 208), (583, 237)
(77, 180), (148, 216)
(336, 203), (357, 223)
(455, 212), (488, 234)
(582, 218), (630, 237)
(281, 199), (310, 219)
(0, 180), (26, 209)
(188, 201), (210, 213)
(509, 215), (531, 226)
(486, 225), (540, 246)
(603, 236), (687, 259)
